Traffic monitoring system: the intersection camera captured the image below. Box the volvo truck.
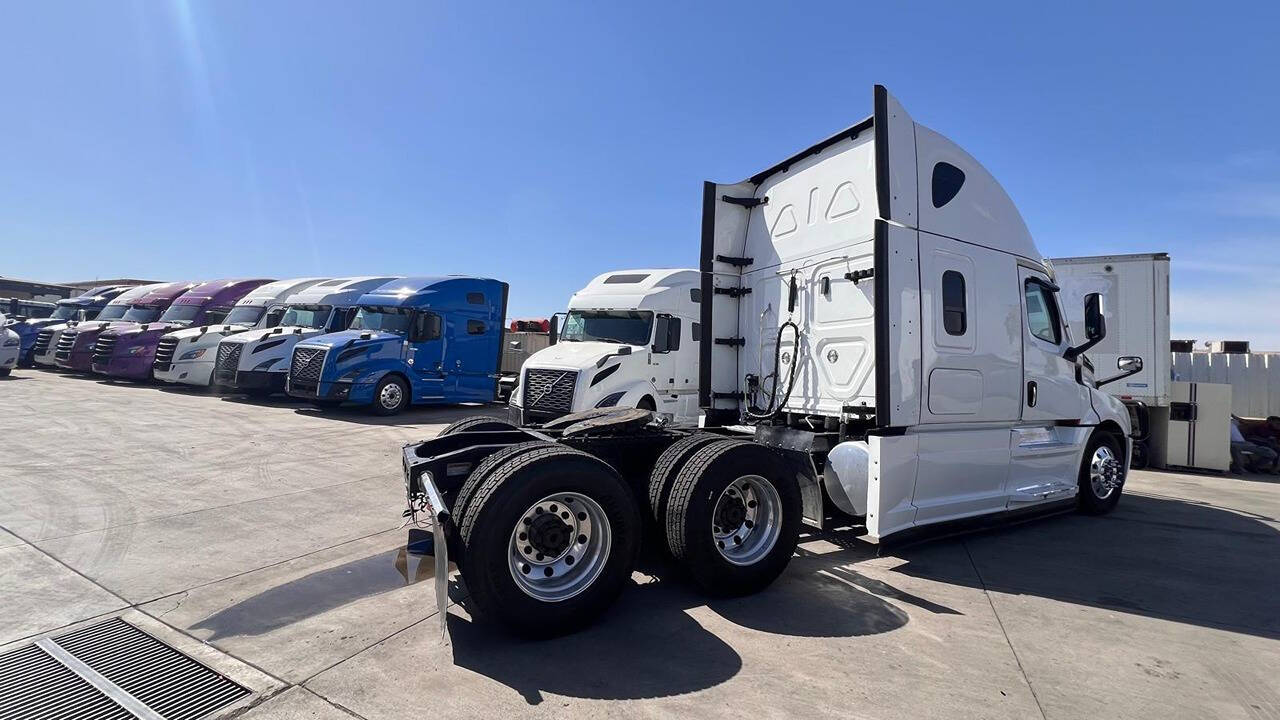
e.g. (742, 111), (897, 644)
(91, 279), (271, 380)
(395, 86), (1141, 637)
(152, 277), (327, 388)
(55, 283), (191, 372)
(12, 286), (131, 367)
(29, 286), (135, 368)
(508, 269), (701, 426)
(286, 276), (508, 415)
(213, 276), (400, 395)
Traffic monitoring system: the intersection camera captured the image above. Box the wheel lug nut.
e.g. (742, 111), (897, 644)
(536, 553), (544, 561)
(748, 500), (757, 508)
(524, 545), (532, 554)
(577, 512), (586, 521)
(565, 556), (575, 566)
(560, 512), (569, 519)
(577, 534), (587, 544)
(519, 532), (527, 541)
(745, 520), (754, 529)
(535, 507), (543, 514)
(733, 536), (742, 545)
(544, 567), (554, 577)
(522, 517), (531, 525)
(549, 504), (558, 513)
(520, 563), (530, 574)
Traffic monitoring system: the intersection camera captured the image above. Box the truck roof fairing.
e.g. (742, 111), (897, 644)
(129, 282), (198, 307)
(59, 286), (130, 307)
(170, 279), (274, 307)
(284, 276), (403, 307)
(569, 268), (699, 314)
(232, 277), (329, 308)
(358, 276), (507, 309)
(102, 283), (170, 307)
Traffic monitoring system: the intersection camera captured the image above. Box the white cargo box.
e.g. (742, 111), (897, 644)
(1053, 253), (1170, 406)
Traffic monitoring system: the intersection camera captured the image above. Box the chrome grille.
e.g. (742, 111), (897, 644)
(33, 329), (55, 356)
(153, 336), (180, 370)
(290, 346), (326, 385)
(0, 617), (250, 720)
(523, 368), (577, 415)
(215, 341), (243, 382)
(55, 330), (78, 361)
(91, 335), (118, 366)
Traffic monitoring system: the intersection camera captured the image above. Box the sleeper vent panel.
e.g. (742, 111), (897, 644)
(0, 617), (250, 720)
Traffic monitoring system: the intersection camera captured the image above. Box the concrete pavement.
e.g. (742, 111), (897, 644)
(2, 370), (1278, 719)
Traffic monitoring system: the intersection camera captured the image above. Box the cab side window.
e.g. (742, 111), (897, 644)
(1023, 280), (1061, 344)
(413, 313), (442, 342)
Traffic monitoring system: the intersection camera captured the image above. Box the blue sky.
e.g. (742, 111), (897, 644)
(2, 2), (1277, 344)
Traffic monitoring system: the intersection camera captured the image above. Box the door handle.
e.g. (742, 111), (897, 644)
(1027, 381), (1038, 408)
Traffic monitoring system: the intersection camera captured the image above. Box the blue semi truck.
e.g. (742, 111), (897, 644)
(285, 276), (509, 415)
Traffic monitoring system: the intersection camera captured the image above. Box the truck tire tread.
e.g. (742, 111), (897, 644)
(647, 433), (726, 523)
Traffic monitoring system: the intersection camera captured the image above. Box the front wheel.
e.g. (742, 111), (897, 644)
(1078, 432), (1126, 515)
(372, 376), (408, 416)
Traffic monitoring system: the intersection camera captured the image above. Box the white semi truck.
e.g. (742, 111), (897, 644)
(399, 86), (1140, 637)
(152, 278), (329, 388)
(508, 269), (702, 427)
(0, 314), (18, 377)
(212, 276), (400, 395)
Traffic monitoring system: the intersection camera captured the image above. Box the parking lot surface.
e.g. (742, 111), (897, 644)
(3, 370), (1279, 719)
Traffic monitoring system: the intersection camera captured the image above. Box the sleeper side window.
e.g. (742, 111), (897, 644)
(941, 270), (966, 336)
(1024, 280), (1061, 345)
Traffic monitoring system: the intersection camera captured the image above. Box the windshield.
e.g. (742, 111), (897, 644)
(561, 310), (653, 345)
(96, 305), (128, 321)
(350, 306), (412, 335)
(223, 306), (265, 326)
(158, 304), (203, 325)
(280, 305), (333, 330)
(51, 305), (80, 320)
(121, 306), (161, 323)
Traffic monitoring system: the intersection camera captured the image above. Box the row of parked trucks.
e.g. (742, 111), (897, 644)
(8, 86), (1153, 639)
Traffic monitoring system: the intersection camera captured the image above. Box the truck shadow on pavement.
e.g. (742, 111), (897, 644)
(287, 403), (506, 427)
(445, 548), (918, 705)
(890, 493), (1280, 640)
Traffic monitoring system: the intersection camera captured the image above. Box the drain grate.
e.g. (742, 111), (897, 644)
(0, 618), (250, 720)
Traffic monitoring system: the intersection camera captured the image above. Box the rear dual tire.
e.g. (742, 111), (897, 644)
(457, 444), (641, 638)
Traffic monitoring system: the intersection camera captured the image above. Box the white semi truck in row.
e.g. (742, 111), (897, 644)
(153, 277), (329, 387)
(212, 276), (400, 395)
(508, 269), (702, 427)
(400, 86), (1142, 637)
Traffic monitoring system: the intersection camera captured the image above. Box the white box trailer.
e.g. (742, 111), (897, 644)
(1053, 253), (1235, 472)
(399, 86), (1137, 637)
(1052, 253), (1169, 406)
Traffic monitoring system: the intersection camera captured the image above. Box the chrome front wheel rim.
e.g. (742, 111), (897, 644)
(711, 474), (782, 566)
(380, 382), (403, 409)
(1089, 445), (1122, 499)
(509, 492), (611, 602)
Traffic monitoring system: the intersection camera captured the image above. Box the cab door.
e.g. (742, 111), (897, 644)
(1018, 267), (1087, 422)
(1008, 266), (1089, 505)
(408, 311), (446, 400)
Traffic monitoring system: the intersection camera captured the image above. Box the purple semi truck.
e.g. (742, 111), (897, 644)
(55, 282), (194, 372)
(90, 279), (272, 380)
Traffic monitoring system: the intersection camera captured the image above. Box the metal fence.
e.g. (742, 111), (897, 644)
(1172, 352), (1280, 417)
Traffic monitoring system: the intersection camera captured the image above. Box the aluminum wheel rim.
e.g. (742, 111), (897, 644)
(380, 382), (403, 409)
(712, 474), (782, 566)
(1089, 445), (1121, 499)
(509, 492), (611, 602)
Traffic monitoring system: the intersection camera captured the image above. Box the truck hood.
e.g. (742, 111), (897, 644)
(301, 329), (404, 350)
(67, 319), (131, 334)
(102, 322), (186, 341)
(223, 326), (312, 346)
(164, 323), (254, 344)
(18, 318), (65, 332)
(523, 341), (642, 371)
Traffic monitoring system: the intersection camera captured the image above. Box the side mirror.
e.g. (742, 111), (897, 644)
(653, 314), (671, 353)
(549, 313), (564, 345)
(1065, 292), (1106, 362)
(1097, 355), (1144, 388)
(1084, 292), (1106, 341)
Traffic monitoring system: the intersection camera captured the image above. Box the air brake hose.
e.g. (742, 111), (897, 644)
(744, 319), (801, 422)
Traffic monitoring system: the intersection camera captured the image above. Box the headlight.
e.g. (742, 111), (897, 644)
(179, 348), (206, 361)
(2, 339), (17, 347)
(595, 391), (626, 408)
